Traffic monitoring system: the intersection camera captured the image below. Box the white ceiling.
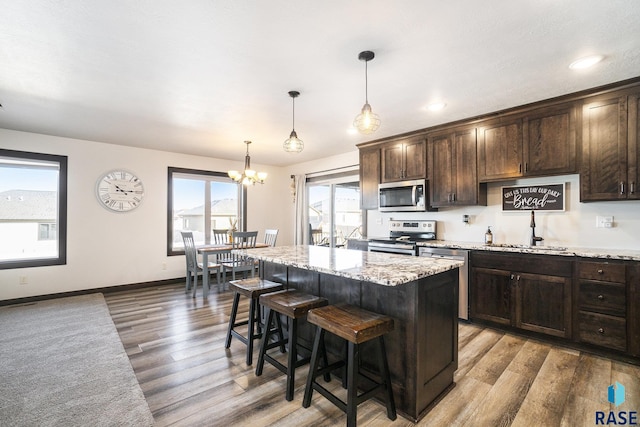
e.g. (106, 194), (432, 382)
(1, 1), (639, 166)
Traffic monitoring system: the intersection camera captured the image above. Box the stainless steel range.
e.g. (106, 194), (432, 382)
(368, 220), (436, 256)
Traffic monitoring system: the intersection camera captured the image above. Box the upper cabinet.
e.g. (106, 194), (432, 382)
(359, 145), (380, 210)
(523, 104), (577, 176)
(357, 77), (640, 207)
(381, 134), (426, 183)
(428, 127), (486, 207)
(477, 118), (523, 181)
(581, 89), (640, 201)
(477, 103), (577, 182)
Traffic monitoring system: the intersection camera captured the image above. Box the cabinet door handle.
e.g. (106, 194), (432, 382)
(597, 294), (604, 300)
(631, 181), (636, 194)
(525, 163), (529, 173)
(598, 328), (605, 334)
(620, 181), (625, 194)
(597, 269), (604, 274)
(452, 193), (456, 202)
(510, 274), (515, 280)
(519, 163), (522, 173)
(516, 275), (520, 281)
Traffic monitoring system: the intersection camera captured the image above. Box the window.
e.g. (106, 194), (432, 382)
(38, 223), (57, 240)
(0, 149), (67, 269)
(167, 167), (244, 255)
(307, 173), (362, 248)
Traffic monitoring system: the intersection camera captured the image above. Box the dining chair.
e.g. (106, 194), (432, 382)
(253, 229), (278, 274)
(213, 228), (233, 264)
(212, 229), (229, 244)
(221, 231), (258, 282)
(263, 229), (278, 247)
(181, 231), (221, 296)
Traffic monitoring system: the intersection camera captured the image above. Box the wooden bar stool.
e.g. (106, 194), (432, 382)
(225, 278), (284, 365)
(255, 289), (329, 401)
(302, 303), (396, 427)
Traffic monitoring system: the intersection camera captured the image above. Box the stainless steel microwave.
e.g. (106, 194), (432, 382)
(378, 179), (426, 212)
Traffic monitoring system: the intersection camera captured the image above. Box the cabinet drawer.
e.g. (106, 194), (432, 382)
(579, 281), (626, 316)
(578, 261), (625, 283)
(578, 311), (626, 352)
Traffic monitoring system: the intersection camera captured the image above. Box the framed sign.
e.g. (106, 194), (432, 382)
(502, 183), (565, 211)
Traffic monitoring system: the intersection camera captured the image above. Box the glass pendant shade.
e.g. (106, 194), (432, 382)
(354, 102), (381, 134)
(354, 50), (380, 135)
(283, 129), (304, 153)
(283, 90), (304, 153)
(227, 141), (267, 185)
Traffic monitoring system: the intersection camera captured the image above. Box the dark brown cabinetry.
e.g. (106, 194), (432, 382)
(630, 263), (640, 356)
(381, 134), (426, 183)
(576, 260), (627, 352)
(477, 104), (577, 182)
(359, 146), (380, 209)
(358, 77), (640, 206)
(523, 104), (577, 176)
(428, 127), (486, 207)
(477, 118), (523, 181)
(470, 252), (572, 339)
(581, 89), (640, 201)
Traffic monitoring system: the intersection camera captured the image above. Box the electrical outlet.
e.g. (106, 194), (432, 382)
(19, 276), (28, 285)
(595, 216), (614, 228)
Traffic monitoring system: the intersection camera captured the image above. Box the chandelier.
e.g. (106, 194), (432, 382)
(353, 50), (381, 134)
(283, 90), (304, 153)
(227, 141), (267, 185)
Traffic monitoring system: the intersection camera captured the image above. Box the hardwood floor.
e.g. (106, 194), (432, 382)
(104, 283), (640, 426)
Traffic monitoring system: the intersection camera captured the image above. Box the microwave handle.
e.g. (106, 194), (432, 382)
(412, 185), (417, 206)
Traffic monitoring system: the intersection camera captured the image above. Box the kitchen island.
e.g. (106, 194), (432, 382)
(233, 245), (463, 422)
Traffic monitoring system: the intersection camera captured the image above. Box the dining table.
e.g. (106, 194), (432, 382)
(197, 243), (270, 293)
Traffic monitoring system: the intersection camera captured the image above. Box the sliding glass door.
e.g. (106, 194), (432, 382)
(307, 177), (362, 248)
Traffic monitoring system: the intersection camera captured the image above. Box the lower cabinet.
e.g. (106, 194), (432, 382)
(470, 252), (639, 359)
(576, 259), (628, 352)
(516, 272), (571, 338)
(470, 252), (572, 339)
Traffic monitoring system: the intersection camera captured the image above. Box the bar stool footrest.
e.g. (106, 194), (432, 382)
(312, 383), (347, 412)
(309, 361), (345, 379)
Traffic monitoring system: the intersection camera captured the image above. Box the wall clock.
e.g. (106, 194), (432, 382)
(96, 169), (145, 212)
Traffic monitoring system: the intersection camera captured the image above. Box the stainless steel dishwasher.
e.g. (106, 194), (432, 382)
(418, 247), (469, 320)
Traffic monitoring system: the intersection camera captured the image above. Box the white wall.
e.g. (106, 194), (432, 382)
(0, 128), (290, 301)
(367, 174), (640, 250)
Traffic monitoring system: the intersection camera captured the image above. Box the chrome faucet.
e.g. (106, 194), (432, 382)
(530, 210), (544, 246)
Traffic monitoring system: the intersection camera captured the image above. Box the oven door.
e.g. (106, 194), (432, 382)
(368, 241), (417, 256)
(378, 179), (426, 212)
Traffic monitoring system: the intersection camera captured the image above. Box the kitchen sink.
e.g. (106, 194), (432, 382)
(487, 243), (568, 251)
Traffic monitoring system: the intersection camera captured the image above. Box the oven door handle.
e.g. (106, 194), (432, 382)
(369, 247), (416, 256)
(412, 185), (417, 206)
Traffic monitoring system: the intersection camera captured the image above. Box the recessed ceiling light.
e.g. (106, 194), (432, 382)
(569, 55), (604, 70)
(426, 102), (446, 111)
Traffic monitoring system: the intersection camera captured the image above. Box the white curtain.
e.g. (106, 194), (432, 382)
(293, 174), (307, 245)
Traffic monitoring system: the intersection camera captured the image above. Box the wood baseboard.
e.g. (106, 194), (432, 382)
(0, 277), (185, 307)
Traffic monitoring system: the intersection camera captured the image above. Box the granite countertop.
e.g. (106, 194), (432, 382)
(234, 245), (463, 286)
(417, 240), (640, 261)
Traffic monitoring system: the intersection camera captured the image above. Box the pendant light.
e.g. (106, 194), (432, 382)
(353, 50), (380, 134)
(283, 90), (304, 153)
(227, 141), (267, 185)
